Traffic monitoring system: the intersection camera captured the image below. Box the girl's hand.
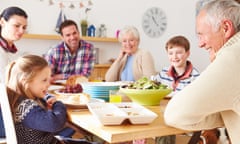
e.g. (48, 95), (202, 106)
(46, 96), (57, 109)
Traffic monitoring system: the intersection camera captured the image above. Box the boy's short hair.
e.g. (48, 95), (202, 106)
(165, 35), (190, 52)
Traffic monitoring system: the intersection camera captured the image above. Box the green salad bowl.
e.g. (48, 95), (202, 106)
(120, 87), (172, 106)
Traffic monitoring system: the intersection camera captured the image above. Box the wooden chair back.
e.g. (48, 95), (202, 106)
(0, 83), (17, 144)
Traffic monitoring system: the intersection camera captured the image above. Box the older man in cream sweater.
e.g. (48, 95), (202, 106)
(164, 0), (240, 144)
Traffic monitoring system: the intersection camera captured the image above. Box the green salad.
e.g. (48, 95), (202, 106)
(123, 77), (168, 90)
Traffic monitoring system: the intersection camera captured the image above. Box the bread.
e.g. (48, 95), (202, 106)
(66, 93), (90, 104)
(66, 75), (88, 86)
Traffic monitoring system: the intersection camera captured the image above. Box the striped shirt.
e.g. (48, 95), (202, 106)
(151, 61), (200, 97)
(44, 40), (96, 79)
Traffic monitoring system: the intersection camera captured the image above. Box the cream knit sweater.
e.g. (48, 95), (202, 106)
(105, 49), (157, 82)
(164, 32), (240, 144)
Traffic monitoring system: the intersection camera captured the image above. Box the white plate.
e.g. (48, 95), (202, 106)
(54, 89), (83, 97)
(59, 97), (104, 108)
(87, 102), (158, 125)
(54, 90), (104, 108)
(48, 85), (64, 91)
(53, 79), (66, 85)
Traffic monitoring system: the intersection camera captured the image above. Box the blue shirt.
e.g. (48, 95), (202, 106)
(121, 55), (134, 81)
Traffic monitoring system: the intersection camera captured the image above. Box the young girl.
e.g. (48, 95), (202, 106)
(5, 55), (97, 144)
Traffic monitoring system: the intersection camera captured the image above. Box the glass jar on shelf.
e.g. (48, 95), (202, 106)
(97, 24), (107, 37)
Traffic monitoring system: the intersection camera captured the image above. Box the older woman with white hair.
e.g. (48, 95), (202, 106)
(105, 25), (156, 82)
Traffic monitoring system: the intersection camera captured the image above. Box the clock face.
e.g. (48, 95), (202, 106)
(142, 7), (167, 38)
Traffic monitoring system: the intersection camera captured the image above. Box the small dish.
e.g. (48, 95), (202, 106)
(87, 103), (127, 125)
(87, 102), (158, 125)
(114, 103), (158, 124)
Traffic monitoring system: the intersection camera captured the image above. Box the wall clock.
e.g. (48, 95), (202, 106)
(142, 7), (167, 38)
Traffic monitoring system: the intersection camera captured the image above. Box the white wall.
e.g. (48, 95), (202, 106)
(1, 0), (210, 72)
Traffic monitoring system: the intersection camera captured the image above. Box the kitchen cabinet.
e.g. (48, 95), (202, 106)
(89, 64), (111, 81)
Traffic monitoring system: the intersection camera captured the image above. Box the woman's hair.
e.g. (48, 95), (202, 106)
(6, 55), (48, 113)
(201, 0), (240, 32)
(0, 6), (28, 33)
(165, 35), (190, 52)
(118, 26), (140, 42)
(59, 19), (79, 35)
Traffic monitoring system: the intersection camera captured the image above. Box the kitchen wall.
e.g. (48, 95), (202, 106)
(1, 0), (210, 72)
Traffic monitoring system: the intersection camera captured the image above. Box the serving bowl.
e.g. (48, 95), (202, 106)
(120, 87), (172, 106)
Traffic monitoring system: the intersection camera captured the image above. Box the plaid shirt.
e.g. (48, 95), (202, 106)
(44, 39), (95, 79)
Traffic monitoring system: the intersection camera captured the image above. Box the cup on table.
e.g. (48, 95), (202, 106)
(109, 90), (122, 103)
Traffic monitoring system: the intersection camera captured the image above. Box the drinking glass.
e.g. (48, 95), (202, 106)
(109, 90), (122, 103)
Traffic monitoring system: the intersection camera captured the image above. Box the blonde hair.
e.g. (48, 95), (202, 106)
(6, 55), (49, 115)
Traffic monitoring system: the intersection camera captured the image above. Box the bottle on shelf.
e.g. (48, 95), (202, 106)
(97, 24), (107, 37)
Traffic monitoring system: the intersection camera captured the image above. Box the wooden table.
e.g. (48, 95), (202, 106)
(67, 100), (191, 143)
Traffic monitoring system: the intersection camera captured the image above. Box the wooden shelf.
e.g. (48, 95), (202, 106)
(94, 63), (111, 68)
(23, 34), (118, 42)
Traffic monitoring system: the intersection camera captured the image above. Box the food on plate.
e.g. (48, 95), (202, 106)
(127, 112), (139, 116)
(117, 105), (132, 108)
(58, 83), (83, 93)
(122, 77), (168, 90)
(67, 95), (80, 104)
(66, 75), (88, 86)
(106, 113), (114, 116)
(79, 93), (90, 104)
(66, 93), (90, 104)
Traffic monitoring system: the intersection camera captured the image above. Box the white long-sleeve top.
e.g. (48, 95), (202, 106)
(0, 48), (15, 83)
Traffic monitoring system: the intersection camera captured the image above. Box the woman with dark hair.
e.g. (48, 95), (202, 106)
(0, 6), (28, 137)
(0, 6), (28, 83)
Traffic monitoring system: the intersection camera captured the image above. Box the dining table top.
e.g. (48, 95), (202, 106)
(67, 99), (191, 143)
(48, 83), (193, 143)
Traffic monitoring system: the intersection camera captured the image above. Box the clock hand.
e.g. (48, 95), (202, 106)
(152, 16), (159, 26)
